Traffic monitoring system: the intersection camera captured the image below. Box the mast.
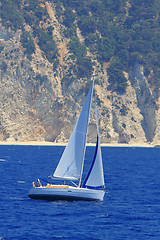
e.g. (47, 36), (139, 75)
(78, 76), (95, 187)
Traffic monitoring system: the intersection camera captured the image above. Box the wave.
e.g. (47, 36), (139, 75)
(17, 181), (25, 183)
(0, 159), (8, 162)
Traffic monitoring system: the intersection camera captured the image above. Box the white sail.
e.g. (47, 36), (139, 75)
(53, 81), (94, 180)
(83, 101), (105, 189)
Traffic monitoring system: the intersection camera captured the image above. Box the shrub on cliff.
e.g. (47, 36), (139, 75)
(20, 31), (35, 59)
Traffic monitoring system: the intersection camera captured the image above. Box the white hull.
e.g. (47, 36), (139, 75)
(28, 185), (105, 201)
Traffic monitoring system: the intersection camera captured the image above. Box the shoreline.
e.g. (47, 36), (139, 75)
(0, 141), (157, 147)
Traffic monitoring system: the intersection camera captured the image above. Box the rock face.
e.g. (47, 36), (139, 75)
(0, 5), (160, 144)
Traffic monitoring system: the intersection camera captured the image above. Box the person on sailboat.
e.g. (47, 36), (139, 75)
(36, 179), (41, 187)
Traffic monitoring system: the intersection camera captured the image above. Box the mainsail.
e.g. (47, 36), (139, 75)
(83, 100), (105, 189)
(53, 80), (94, 180)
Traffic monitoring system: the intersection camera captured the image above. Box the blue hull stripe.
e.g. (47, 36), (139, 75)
(83, 185), (105, 190)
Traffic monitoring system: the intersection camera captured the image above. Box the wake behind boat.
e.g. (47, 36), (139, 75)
(28, 76), (105, 201)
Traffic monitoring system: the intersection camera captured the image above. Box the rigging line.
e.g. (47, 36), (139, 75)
(54, 158), (78, 179)
(76, 129), (87, 135)
(71, 180), (78, 187)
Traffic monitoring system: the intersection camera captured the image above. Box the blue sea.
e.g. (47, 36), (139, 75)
(0, 145), (160, 240)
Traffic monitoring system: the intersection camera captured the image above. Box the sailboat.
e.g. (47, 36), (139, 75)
(28, 76), (105, 201)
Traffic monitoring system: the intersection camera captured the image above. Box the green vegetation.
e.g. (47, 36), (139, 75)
(107, 58), (128, 94)
(20, 31), (35, 59)
(55, 0), (160, 93)
(35, 74), (48, 85)
(1, 0), (160, 93)
(1, 62), (7, 73)
(63, 7), (76, 28)
(1, 0), (58, 63)
(34, 27), (59, 64)
(0, 46), (4, 53)
(1, 0), (24, 30)
(70, 36), (93, 78)
(120, 104), (129, 116)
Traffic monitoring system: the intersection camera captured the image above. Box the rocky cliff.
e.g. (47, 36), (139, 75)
(0, 2), (160, 145)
